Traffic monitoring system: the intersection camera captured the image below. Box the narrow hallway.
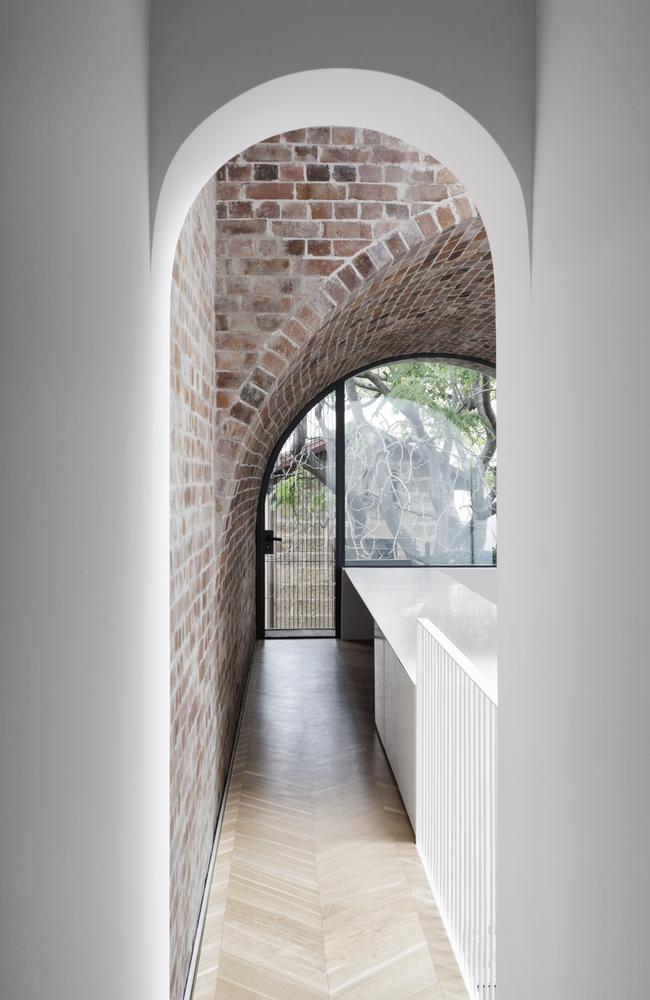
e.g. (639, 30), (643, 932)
(192, 640), (467, 999)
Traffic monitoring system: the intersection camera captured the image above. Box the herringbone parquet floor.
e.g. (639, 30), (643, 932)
(191, 639), (468, 1000)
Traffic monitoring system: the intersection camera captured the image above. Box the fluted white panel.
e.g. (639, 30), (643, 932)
(416, 619), (497, 998)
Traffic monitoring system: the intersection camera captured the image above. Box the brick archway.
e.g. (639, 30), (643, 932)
(242, 213), (493, 468)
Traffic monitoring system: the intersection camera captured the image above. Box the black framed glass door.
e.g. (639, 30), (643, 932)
(261, 390), (336, 637)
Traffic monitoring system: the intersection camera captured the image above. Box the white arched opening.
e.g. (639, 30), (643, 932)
(149, 68), (530, 994)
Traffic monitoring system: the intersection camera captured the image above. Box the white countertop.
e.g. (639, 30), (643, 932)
(344, 567), (498, 699)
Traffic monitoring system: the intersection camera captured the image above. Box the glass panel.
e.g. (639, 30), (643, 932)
(264, 391), (336, 631)
(344, 360), (497, 565)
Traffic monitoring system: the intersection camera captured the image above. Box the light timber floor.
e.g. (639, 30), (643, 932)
(191, 639), (468, 1000)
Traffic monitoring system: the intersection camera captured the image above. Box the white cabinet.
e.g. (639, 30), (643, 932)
(373, 624), (416, 829)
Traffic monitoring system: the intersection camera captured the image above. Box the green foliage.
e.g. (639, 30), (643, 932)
(308, 483), (332, 516)
(270, 475), (299, 513)
(354, 360), (496, 461)
(270, 472), (333, 520)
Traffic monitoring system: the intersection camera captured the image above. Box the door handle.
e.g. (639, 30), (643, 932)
(264, 529), (282, 554)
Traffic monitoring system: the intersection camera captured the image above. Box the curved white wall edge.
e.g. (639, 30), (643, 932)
(149, 68), (530, 991)
(151, 68), (530, 333)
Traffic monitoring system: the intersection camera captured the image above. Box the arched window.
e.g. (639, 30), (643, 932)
(259, 357), (496, 636)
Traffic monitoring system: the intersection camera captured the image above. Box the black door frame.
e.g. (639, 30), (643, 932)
(255, 352), (495, 639)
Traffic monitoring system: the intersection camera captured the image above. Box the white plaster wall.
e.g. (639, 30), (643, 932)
(499, 2), (650, 997)
(0, 3), (166, 999)
(149, 0), (536, 223)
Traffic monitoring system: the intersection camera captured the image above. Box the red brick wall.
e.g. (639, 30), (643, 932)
(169, 129), (495, 1000)
(170, 178), (221, 1000)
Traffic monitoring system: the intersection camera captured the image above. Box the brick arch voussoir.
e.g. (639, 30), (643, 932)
(235, 204), (468, 434)
(233, 211), (493, 498)
(229, 207), (481, 468)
